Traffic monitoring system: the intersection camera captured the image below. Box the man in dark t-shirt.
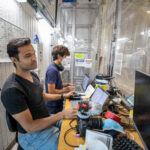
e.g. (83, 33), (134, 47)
(45, 45), (75, 114)
(1, 38), (77, 150)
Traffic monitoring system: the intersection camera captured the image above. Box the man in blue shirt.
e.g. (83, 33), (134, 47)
(45, 45), (75, 114)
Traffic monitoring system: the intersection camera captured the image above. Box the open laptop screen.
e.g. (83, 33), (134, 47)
(84, 84), (95, 98)
(82, 75), (89, 91)
(91, 87), (109, 107)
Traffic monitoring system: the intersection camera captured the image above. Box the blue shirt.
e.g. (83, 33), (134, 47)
(45, 63), (63, 107)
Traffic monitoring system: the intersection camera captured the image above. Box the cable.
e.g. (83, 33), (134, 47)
(64, 127), (79, 148)
(69, 119), (76, 129)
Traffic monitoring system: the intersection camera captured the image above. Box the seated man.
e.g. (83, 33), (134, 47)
(45, 45), (75, 114)
(1, 38), (77, 150)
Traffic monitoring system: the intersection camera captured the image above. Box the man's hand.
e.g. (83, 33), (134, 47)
(64, 91), (76, 99)
(68, 83), (76, 86)
(65, 85), (74, 92)
(62, 108), (78, 119)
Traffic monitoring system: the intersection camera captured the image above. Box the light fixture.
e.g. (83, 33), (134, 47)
(16, 0), (27, 2)
(36, 12), (43, 20)
(146, 11), (150, 14)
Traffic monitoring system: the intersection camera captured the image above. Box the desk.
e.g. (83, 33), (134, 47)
(58, 99), (145, 150)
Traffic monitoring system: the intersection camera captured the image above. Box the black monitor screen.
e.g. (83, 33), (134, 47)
(133, 71), (150, 150)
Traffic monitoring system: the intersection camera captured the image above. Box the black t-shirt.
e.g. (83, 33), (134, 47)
(1, 72), (49, 133)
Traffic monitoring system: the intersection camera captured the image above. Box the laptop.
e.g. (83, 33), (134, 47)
(70, 84), (95, 100)
(70, 84), (95, 108)
(81, 84), (95, 99)
(90, 87), (109, 107)
(71, 86), (109, 108)
(75, 74), (90, 92)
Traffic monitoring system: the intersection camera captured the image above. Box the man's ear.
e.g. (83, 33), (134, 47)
(10, 57), (18, 64)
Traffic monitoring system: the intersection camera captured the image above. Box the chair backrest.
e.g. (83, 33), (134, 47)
(6, 111), (17, 132)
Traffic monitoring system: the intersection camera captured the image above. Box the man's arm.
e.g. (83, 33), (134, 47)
(43, 91), (75, 101)
(48, 83), (73, 94)
(12, 108), (78, 133)
(62, 82), (69, 87)
(63, 83), (75, 87)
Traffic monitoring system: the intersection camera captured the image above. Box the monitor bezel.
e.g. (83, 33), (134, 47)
(133, 121), (149, 150)
(133, 70), (150, 150)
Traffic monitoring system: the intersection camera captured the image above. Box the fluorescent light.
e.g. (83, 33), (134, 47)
(146, 11), (150, 14)
(140, 32), (145, 35)
(16, 0), (27, 2)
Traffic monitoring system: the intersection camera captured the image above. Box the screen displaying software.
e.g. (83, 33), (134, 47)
(84, 84), (95, 97)
(91, 87), (109, 106)
(82, 75), (89, 91)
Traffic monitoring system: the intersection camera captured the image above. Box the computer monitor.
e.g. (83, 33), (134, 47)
(133, 70), (150, 150)
(91, 87), (109, 107)
(82, 75), (89, 91)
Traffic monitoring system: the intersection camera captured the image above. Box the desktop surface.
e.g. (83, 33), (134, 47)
(58, 99), (84, 150)
(58, 99), (145, 150)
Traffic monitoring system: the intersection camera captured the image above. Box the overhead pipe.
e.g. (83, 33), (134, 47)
(107, 0), (120, 77)
(110, 0), (120, 77)
(27, 0), (55, 27)
(37, 0), (55, 25)
(55, 0), (58, 27)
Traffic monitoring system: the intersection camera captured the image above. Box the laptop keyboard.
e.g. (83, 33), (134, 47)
(75, 86), (82, 92)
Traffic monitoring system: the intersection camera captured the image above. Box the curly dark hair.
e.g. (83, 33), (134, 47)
(52, 45), (70, 60)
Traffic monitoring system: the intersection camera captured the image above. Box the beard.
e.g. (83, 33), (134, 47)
(19, 61), (37, 71)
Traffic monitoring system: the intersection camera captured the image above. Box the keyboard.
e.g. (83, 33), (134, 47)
(75, 86), (82, 92)
(69, 95), (82, 101)
(113, 135), (144, 150)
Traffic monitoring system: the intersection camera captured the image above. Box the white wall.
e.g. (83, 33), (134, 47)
(0, 0), (38, 39)
(38, 19), (53, 78)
